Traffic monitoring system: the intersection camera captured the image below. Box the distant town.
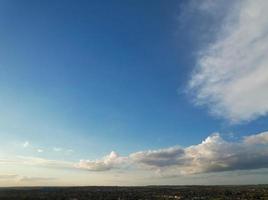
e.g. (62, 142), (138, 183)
(0, 185), (267, 200)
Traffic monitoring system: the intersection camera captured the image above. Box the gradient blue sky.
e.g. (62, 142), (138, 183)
(1, 0), (268, 186)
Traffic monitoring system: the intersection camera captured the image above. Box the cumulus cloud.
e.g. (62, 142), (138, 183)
(129, 146), (184, 168)
(75, 151), (127, 171)
(123, 133), (268, 175)
(188, 0), (268, 123)
(182, 133), (268, 174)
(76, 131), (268, 175)
(3, 133), (268, 176)
(244, 131), (268, 145)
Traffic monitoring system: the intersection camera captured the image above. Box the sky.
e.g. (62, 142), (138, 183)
(0, 0), (268, 186)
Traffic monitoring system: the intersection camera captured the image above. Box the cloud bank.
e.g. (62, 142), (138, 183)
(129, 146), (184, 169)
(76, 151), (127, 171)
(76, 131), (268, 175)
(244, 131), (268, 145)
(2, 132), (268, 176)
(188, 0), (268, 123)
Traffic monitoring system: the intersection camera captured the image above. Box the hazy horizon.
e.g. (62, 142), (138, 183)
(0, 0), (268, 186)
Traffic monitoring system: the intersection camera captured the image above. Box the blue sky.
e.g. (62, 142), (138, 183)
(0, 0), (268, 186)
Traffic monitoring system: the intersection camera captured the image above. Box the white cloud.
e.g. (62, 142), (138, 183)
(75, 151), (127, 171)
(37, 149), (43, 153)
(18, 156), (74, 169)
(0, 156), (74, 170)
(53, 147), (62, 152)
(15, 176), (56, 183)
(0, 174), (56, 183)
(66, 149), (74, 153)
(53, 147), (74, 154)
(132, 132), (268, 175)
(75, 131), (268, 175)
(22, 141), (29, 148)
(0, 174), (18, 179)
(188, 0), (268, 123)
(129, 146), (184, 169)
(244, 131), (268, 145)
(4, 132), (268, 176)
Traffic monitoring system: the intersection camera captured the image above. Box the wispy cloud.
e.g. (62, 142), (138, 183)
(0, 174), (57, 184)
(22, 141), (29, 148)
(21, 141), (45, 153)
(37, 149), (43, 153)
(0, 156), (74, 170)
(0, 174), (56, 183)
(53, 147), (62, 152)
(0, 174), (18, 179)
(53, 147), (74, 154)
(188, 0), (268, 123)
(66, 149), (74, 153)
(16, 176), (56, 183)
